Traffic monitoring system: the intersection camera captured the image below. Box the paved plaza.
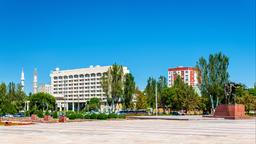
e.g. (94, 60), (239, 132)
(0, 118), (255, 144)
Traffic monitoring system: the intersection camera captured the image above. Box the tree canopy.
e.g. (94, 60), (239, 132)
(123, 73), (136, 109)
(196, 52), (229, 112)
(29, 92), (56, 112)
(101, 63), (126, 111)
(0, 82), (26, 114)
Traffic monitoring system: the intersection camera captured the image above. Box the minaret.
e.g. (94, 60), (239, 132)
(33, 68), (38, 94)
(21, 67), (25, 91)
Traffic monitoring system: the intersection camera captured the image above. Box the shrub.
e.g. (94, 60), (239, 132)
(52, 111), (58, 119)
(76, 113), (84, 119)
(37, 110), (44, 118)
(108, 113), (118, 119)
(45, 110), (50, 115)
(25, 111), (30, 117)
(90, 113), (98, 119)
(67, 113), (77, 120)
(97, 113), (108, 120)
(118, 114), (126, 119)
(84, 114), (90, 119)
(66, 112), (84, 120)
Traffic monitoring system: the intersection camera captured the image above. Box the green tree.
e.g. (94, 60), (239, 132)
(171, 76), (200, 112)
(236, 92), (256, 113)
(160, 87), (175, 113)
(0, 82), (26, 114)
(248, 84), (256, 96)
(144, 77), (157, 108)
(29, 92), (56, 112)
(136, 89), (148, 109)
(102, 63), (125, 111)
(86, 98), (101, 111)
(196, 52), (229, 113)
(0, 83), (7, 114)
(123, 73), (136, 109)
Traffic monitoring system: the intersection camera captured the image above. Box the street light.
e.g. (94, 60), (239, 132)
(155, 82), (158, 116)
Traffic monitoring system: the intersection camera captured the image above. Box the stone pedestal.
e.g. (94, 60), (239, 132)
(59, 116), (67, 123)
(214, 104), (245, 119)
(31, 114), (38, 121)
(44, 115), (52, 121)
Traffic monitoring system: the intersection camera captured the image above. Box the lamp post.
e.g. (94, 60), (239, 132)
(155, 82), (158, 116)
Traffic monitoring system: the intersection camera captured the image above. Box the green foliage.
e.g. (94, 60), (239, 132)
(97, 113), (108, 120)
(136, 89), (148, 109)
(144, 76), (168, 109)
(160, 87), (175, 109)
(90, 113), (98, 119)
(101, 63), (126, 111)
(86, 98), (100, 111)
(248, 85), (256, 96)
(196, 52), (229, 111)
(37, 110), (44, 118)
(83, 114), (90, 119)
(45, 110), (50, 115)
(236, 92), (256, 113)
(29, 92), (56, 111)
(108, 113), (118, 119)
(52, 111), (58, 119)
(0, 82), (26, 114)
(66, 111), (84, 120)
(123, 73), (136, 109)
(171, 76), (201, 111)
(144, 77), (157, 108)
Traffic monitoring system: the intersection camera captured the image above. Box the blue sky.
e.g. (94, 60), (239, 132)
(0, 0), (255, 93)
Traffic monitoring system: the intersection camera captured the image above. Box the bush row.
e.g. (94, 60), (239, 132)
(65, 112), (125, 120)
(27, 110), (125, 120)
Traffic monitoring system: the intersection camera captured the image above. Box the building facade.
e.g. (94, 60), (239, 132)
(38, 84), (52, 94)
(50, 65), (129, 111)
(168, 66), (200, 87)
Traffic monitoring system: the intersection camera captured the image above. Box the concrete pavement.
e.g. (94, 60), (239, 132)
(0, 119), (255, 144)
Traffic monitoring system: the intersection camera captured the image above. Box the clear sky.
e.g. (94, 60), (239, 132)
(0, 0), (255, 93)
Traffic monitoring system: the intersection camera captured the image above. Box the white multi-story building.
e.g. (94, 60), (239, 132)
(38, 84), (52, 94)
(50, 65), (129, 111)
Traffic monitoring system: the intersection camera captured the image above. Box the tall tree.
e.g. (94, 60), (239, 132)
(144, 77), (157, 108)
(160, 87), (175, 112)
(135, 89), (148, 109)
(123, 73), (136, 109)
(171, 75), (200, 112)
(101, 64), (125, 111)
(0, 82), (26, 114)
(196, 52), (229, 113)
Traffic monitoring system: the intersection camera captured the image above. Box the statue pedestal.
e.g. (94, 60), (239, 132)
(59, 116), (67, 123)
(214, 104), (245, 119)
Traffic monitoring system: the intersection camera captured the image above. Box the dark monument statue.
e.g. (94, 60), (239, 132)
(214, 82), (245, 119)
(224, 82), (240, 105)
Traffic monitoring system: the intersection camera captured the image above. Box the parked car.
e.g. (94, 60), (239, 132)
(203, 111), (210, 115)
(13, 113), (25, 118)
(171, 111), (185, 116)
(3, 114), (14, 118)
(117, 110), (148, 115)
